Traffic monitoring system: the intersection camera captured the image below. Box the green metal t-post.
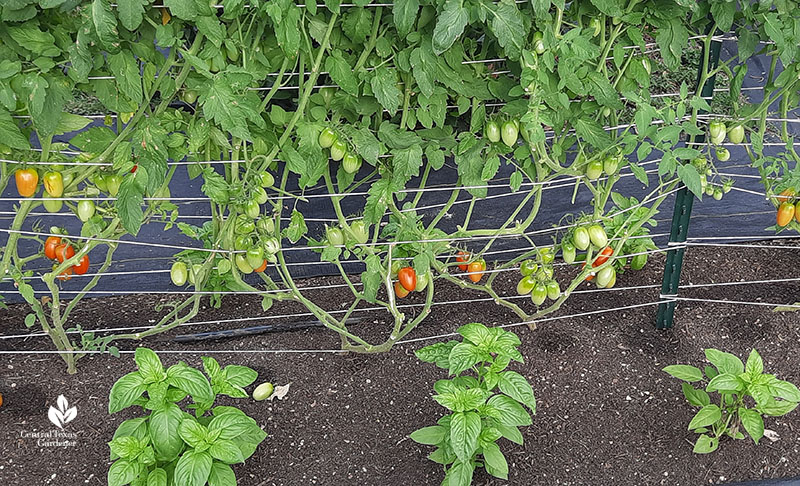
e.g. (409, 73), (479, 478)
(655, 30), (722, 329)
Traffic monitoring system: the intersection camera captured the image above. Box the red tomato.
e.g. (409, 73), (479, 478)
(56, 265), (73, 281)
(44, 236), (62, 260)
(55, 244), (75, 263)
(456, 251), (470, 271)
(254, 260), (267, 273)
(398, 267), (417, 292)
(582, 262), (595, 281)
(73, 255), (89, 275)
(593, 246), (613, 267)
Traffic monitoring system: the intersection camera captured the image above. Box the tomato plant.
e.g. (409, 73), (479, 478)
(0, 0), (791, 370)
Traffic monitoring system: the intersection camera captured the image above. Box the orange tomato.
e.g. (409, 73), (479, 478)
(777, 202), (795, 227)
(776, 188), (796, 204)
(254, 260), (268, 273)
(468, 260), (484, 282)
(15, 168), (38, 197)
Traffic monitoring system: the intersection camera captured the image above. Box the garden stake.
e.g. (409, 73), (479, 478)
(656, 25), (723, 329)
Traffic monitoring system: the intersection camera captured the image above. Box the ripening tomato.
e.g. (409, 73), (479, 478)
(15, 169), (38, 197)
(319, 128), (336, 149)
(777, 202), (795, 227)
(456, 251), (470, 271)
(485, 121), (501, 143)
(573, 227), (591, 251)
(593, 246), (613, 267)
(44, 236), (62, 260)
(468, 260), (484, 282)
(55, 243), (75, 263)
(254, 260), (268, 273)
(398, 267), (417, 292)
(795, 201), (800, 223)
(246, 247), (265, 269)
(73, 254), (89, 275)
(394, 281), (410, 298)
(776, 188), (795, 204)
(582, 262), (595, 281)
(43, 171), (64, 197)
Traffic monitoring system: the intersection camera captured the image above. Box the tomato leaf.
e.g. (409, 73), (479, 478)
(325, 51), (359, 96)
(117, 0), (148, 31)
(370, 67), (403, 116)
(285, 210), (308, 243)
(393, 0), (420, 37)
(432, 0), (469, 55)
(488, 0), (526, 60)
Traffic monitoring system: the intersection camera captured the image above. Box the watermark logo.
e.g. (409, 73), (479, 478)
(47, 395), (77, 429)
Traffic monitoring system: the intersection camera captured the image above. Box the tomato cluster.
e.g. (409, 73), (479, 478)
(325, 219), (370, 247)
(516, 248), (559, 306)
(43, 232), (89, 281)
(455, 251), (486, 283)
(561, 223), (618, 288)
(484, 117), (520, 149)
(319, 128), (362, 174)
(391, 264), (429, 298)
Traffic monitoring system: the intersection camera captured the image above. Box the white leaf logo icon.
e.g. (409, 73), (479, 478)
(48, 395), (77, 429)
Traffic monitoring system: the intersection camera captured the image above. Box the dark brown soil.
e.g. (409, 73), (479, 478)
(1, 244), (800, 486)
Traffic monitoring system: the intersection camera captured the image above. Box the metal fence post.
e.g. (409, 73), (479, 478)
(655, 28), (723, 330)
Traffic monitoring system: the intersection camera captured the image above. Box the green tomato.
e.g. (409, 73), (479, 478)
(727, 125), (745, 144)
(246, 247), (264, 269)
(415, 272), (429, 292)
(573, 227), (591, 251)
(603, 155), (620, 176)
(516, 275), (536, 295)
(350, 220), (369, 245)
(541, 265), (554, 280)
(587, 224), (608, 248)
(330, 140), (347, 161)
(501, 120), (519, 147)
(327, 226), (344, 246)
(561, 241), (576, 264)
(538, 247), (554, 264)
(90, 173), (108, 192)
(716, 147), (730, 162)
(105, 174), (122, 197)
(709, 121), (727, 145)
(588, 17), (601, 37)
(187, 263), (203, 285)
(182, 90), (198, 104)
(263, 237), (280, 255)
(234, 235), (252, 251)
(586, 159), (604, 180)
(319, 128), (336, 148)
(235, 254), (254, 274)
(245, 199), (261, 219)
(257, 217), (275, 234)
(546, 280), (560, 300)
(520, 259), (538, 276)
(390, 259), (403, 277)
(253, 382), (274, 401)
(170, 261), (188, 286)
(259, 172), (274, 188)
(250, 186), (267, 205)
(342, 152), (362, 174)
(235, 215), (256, 235)
(713, 188), (723, 201)
(43, 198), (63, 213)
(532, 32), (546, 54)
(531, 283), (547, 306)
(76, 200), (96, 222)
(485, 121), (501, 143)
